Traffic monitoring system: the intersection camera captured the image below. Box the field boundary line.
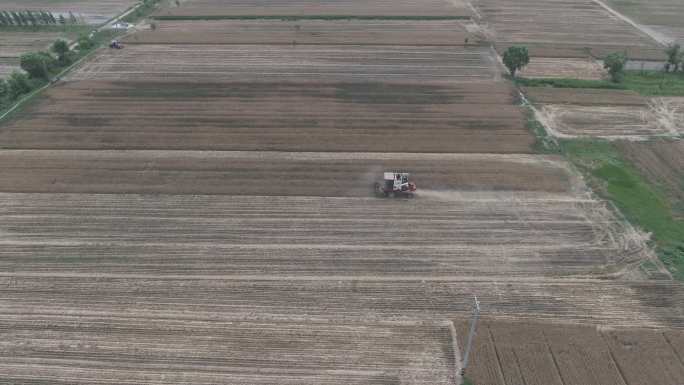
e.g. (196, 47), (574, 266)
(599, 331), (630, 385)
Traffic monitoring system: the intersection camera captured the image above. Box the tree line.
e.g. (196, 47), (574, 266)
(502, 43), (684, 83)
(0, 10), (84, 26)
(0, 35), (96, 110)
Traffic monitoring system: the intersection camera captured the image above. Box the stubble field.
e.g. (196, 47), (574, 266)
(518, 57), (605, 80)
(1, 1), (684, 383)
(67, 44), (498, 83)
(124, 19), (472, 46)
(527, 88), (684, 138)
(471, 0), (662, 60)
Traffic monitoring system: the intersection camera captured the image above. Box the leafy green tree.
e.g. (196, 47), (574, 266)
(51, 39), (71, 65)
(48, 12), (57, 24)
(7, 71), (31, 99)
(604, 52), (628, 83)
(665, 43), (681, 72)
(502, 46), (530, 78)
(0, 12), (8, 26)
(58, 14), (66, 25)
(77, 34), (94, 50)
(20, 52), (55, 79)
(68, 11), (78, 24)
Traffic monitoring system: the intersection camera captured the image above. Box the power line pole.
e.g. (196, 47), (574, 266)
(461, 295), (480, 377)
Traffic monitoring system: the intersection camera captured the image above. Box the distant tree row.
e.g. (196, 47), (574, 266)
(0, 10), (83, 26)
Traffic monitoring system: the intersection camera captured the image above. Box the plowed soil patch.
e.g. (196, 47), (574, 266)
(455, 319), (684, 385)
(125, 19), (471, 45)
(2, 81), (532, 153)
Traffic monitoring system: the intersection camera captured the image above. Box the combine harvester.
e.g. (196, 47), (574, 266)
(374, 172), (417, 198)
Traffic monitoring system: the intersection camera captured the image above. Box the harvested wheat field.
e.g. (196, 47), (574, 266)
(0, 0), (138, 24)
(518, 57), (605, 80)
(125, 19), (472, 46)
(455, 319), (684, 385)
(536, 98), (684, 139)
(0, 178), (645, 278)
(0, 151), (571, 195)
(0, 80), (531, 153)
(2, 181), (682, 383)
(0, 315), (458, 385)
(67, 44), (498, 83)
(619, 139), (684, 216)
(471, 0), (663, 60)
(154, 0), (471, 18)
(1, 0), (684, 382)
(526, 88), (684, 138)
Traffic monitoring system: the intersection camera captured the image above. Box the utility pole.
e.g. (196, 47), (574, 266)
(461, 295), (480, 376)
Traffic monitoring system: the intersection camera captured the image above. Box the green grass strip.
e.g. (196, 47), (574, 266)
(621, 71), (684, 96)
(561, 139), (684, 281)
(515, 77), (625, 90)
(516, 71), (684, 96)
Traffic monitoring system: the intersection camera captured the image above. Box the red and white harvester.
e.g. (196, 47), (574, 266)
(374, 172), (417, 198)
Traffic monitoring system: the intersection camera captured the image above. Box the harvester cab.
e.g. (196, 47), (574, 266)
(374, 172), (417, 198)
